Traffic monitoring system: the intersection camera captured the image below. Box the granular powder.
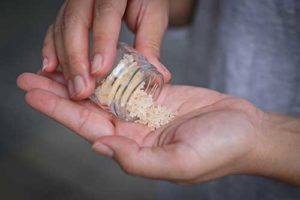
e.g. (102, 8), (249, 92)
(93, 54), (175, 129)
(127, 82), (175, 129)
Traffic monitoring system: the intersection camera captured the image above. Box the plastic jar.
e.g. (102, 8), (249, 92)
(90, 42), (163, 121)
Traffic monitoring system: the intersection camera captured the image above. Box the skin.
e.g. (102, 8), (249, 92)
(17, 73), (300, 185)
(36, 0), (300, 186)
(169, 0), (196, 26)
(42, 0), (171, 100)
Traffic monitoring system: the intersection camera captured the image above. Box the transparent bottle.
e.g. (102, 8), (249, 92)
(90, 42), (163, 121)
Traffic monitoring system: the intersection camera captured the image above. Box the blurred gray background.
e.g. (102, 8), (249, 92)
(0, 0), (191, 199)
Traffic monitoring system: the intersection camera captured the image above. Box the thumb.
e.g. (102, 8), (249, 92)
(92, 135), (181, 180)
(142, 53), (172, 83)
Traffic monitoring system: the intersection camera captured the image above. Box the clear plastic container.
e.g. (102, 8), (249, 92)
(90, 42), (163, 121)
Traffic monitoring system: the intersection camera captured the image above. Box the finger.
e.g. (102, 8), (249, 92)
(143, 54), (171, 83)
(62, 0), (95, 100)
(18, 72), (113, 117)
(54, 2), (71, 89)
(42, 24), (58, 73)
(129, 0), (171, 82)
(91, 0), (127, 76)
(25, 89), (114, 143)
(93, 135), (190, 180)
(37, 70), (67, 85)
(17, 73), (68, 98)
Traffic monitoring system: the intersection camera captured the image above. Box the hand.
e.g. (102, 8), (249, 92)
(41, 0), (171, 100)
(17, 72), (267, 184)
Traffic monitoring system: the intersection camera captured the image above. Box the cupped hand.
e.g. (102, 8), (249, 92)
(17, 72), (264, 184)
(41, 0), (171, 100)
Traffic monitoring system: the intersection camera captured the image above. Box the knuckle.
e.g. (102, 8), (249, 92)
(62, 10), (88, 29)
(141, 40), (160, 57)
(54, 23), (62, 37)
(67, 51), (77, 62)
(66, 51), (83, 68)
(95, 1), (122, 19)
(93, 33), (114, 45)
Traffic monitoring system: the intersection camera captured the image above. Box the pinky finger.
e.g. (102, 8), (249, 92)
(41, 24), (58, 72)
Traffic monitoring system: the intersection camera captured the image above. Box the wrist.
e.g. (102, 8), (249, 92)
(249, 112), (300, 185)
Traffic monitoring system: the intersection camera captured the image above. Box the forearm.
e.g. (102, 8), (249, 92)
(169, 0), (196, 26)
(251, 112), (300, 185)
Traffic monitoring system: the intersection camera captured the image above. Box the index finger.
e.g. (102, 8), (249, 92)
(25, 89), (114, 143)
(91, 0), (127, 76)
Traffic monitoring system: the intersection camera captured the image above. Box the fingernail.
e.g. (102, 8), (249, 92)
(91, 54), (103, 74)
(73, 75), (85, 96)
(42, 57), (48, 72)
(92, 143), (114, 157)
(68, 79), (75, 97)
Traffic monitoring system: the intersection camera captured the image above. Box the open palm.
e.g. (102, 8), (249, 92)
(17, 72), (263, 183)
